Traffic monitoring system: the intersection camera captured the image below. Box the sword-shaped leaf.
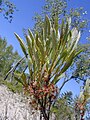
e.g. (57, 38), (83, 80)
(54, 17), (58, 36)
(35, 33), (45, 61)
(14, 75), (24, 85)
(28, 29), (34, 47)
(46, 38), (51, 54)
(45, 15), (51, 36)
(14, 33), (27, 57)
(34, 51), (40, 70)
(52, 29), (57, 50)
(60, 19), (64, 40)
(21, 72), (27, 86)
(52, 51), (75, 84)
(25, 35), (33, 61)
(44, 15), (51, 40)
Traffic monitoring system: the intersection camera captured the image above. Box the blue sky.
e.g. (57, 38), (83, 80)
(0, 0), (45, 54)
(0, 0), (90, 96)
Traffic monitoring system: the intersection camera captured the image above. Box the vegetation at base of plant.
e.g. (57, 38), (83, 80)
(0, 79), (23, 93)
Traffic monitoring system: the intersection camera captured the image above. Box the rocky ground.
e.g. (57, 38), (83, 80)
(0, 85), (55, 120)
(0, 85), (41, 120)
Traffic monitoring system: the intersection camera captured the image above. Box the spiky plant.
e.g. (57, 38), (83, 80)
(14, 16), (81, 120)
(75, 79), (90, 120)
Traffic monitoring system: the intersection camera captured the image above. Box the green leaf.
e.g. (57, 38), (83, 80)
(21, 72), (27, 86)
(54, 49), (68, 69)
(46, 38), (51, 53)
(35, 33), (45, 61)
(52, 51), (75, 84)
(52, 29), (57, 50)
(28, 60), (32, 76)
(28, 29), (34, 47)
(74, 49), (83, 57)
(25, 35), (33, 61)
(54, 17), (58, 36)
(14, 76), (24, 85)
(45, 15), (51, 36)
(60, 19), (64, 40)
(48, 29), (57, 72)
(44, 15), (51, 40)
(57, 20), (65, 49)
(65, 23), (69, 35)
(40, 29), (44, 47)
(60, 51), (76, 74)
(33, 61), (36, 80)
(34, 51), (40, 70)
(60, 58), (73, 74)
(14, 33), (27, 57)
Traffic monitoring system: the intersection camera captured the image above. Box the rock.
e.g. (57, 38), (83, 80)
(0, 85), (56, 120)
(0, 85), (40, 120)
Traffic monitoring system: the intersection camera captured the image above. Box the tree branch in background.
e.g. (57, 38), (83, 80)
(0, 0), (17, 22)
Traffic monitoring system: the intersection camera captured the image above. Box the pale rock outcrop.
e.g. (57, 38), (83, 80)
(0, 85), (40, 120)
(0, 85), (55, 120)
